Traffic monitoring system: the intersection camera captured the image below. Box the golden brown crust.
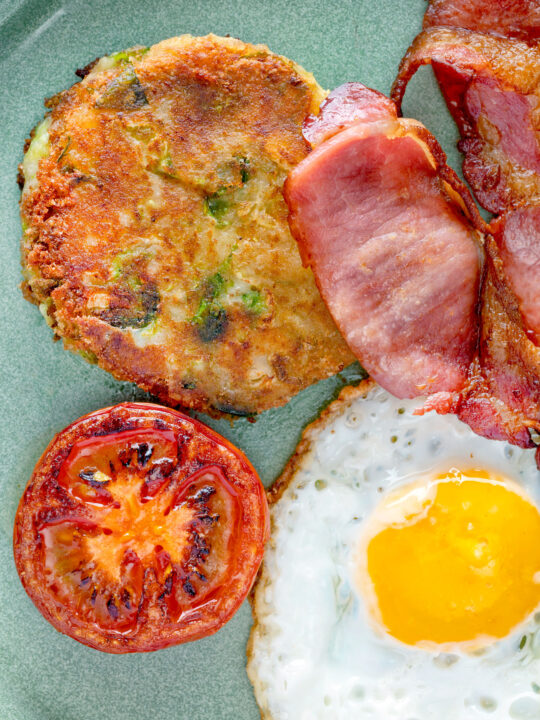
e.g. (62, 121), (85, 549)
(21, 35), (354, 417)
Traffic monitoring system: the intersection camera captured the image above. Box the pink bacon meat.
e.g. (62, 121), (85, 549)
(424, 0), (540, 46)
(285, 83), (483, 399)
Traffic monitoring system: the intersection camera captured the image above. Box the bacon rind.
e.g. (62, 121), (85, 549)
(303, 82), (397, 147)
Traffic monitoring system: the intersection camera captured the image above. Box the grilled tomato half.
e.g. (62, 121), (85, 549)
(13, 403), (268, 653)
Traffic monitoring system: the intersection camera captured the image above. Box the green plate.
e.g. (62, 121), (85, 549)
(0, 1), (462, 717)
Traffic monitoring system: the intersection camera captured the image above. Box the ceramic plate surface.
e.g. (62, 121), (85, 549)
(0, 1), (461, 717)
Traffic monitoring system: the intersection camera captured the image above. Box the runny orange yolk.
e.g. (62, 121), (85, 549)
(360, 469), (540, 650)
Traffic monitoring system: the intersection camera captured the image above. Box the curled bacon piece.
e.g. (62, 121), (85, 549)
(285, 83), (483, 400)
(424, 0), (540, 45)
(392, 27), (540, 214)
(387, 4), (540, 455)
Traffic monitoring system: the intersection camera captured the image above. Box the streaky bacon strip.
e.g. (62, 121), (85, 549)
(391, 12), (540, 451)
(493, 207), (540, 345)
(421, 237), (540, 448)
(391, 27), (540, 214)
(424, 0), (540, 45)
(285, 83), (483, 400)
(302, 82), (397, 146)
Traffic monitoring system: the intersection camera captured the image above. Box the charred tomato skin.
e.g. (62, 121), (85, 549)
(13, 402), (269, 653)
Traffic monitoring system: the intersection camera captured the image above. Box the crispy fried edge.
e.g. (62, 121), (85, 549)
(246, 378), (376, 720)
(19, 34), (328, 420)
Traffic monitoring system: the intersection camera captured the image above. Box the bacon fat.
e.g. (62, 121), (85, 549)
(424, 0), (540, 45)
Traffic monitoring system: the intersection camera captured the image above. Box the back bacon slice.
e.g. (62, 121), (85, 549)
(285, 83), (483, 400)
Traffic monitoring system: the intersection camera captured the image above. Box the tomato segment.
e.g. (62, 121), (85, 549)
(57, 428), (178, 506)
(14, 403), (268, 653)
(39, 518), (143, 633)
(163, 466), (241, 620)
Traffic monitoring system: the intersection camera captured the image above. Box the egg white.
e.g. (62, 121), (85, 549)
(248, 381), (540, 720)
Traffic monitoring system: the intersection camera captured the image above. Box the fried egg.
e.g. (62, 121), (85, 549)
(248, 381), (540, 720)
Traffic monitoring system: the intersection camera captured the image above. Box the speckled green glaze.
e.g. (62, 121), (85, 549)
(0, 1), (463, 718)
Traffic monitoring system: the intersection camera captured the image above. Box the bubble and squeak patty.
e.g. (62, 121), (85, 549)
(19, 35), (354, 417)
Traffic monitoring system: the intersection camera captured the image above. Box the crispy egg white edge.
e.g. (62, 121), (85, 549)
(248, 380), (540, 720)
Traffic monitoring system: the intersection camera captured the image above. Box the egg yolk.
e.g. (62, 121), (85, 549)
(361, 470), (540, 649)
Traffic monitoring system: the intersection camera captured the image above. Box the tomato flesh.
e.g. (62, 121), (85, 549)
(46, 436), (241, 632)
(14, 403), (268, 653)
(163, 466), (240, 619)
(57, 428), (178, 506)
(40, 519), (143, 632)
